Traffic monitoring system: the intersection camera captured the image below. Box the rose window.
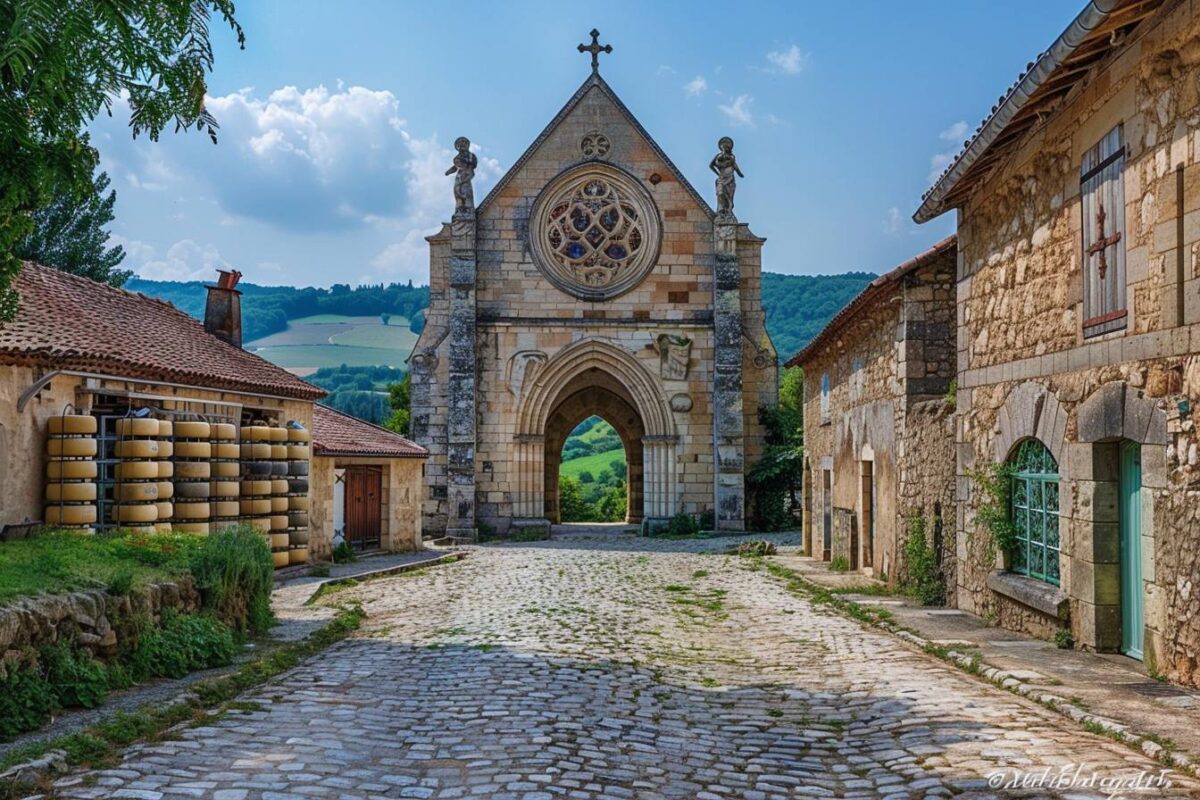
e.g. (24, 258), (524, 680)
(531, 166), (660, 300)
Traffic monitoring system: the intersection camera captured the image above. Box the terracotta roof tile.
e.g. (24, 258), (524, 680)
(0, 263), (324, 400)
(311, 404), (427, 459)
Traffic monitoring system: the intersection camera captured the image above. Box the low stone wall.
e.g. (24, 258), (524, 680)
(0, 579), (200, 671)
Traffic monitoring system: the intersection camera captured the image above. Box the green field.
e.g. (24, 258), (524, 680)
(246, 314), (416, 374)
(560, 447), (626, 480)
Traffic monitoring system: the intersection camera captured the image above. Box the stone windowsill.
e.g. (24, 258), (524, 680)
(987, 570), (1069, 620)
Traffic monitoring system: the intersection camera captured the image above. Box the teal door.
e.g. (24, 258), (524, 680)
(1119, 442), (1144, 660)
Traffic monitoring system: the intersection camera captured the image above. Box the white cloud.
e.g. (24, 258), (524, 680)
(136, 239), (230, 281)
(718, 95), (755, 128)
(928, 120), (969, 184)
(656, 64), (677, 76)
(683, 76), (707, 97)
(883, 207), (902, 234)
(765, 45), (808, 75)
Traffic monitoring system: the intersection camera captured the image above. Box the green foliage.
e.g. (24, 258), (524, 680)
(747, 374), (805, 531)
(762, 272), (877, 358)
(128, 611), (236, 680)
(901, 515), (944, 606)
(409, 308), (426, 334)
(967, 462), (1018, 560)
(384, 372), (412, 435)
(40, 641), (109, 709)
(308, 365), (406, 425)
(17, 171), (130, 286)
(187, 526), (275, 638)
(595, 482), (628, 523)
(0, 661), (54, 740)
(0, 0), (245, 318)
(558, 476), (592, 522)
(664, 511), (703, 537)
(945, 378), (958, 409)
(829, 555), (850, 572)
(332, 541), (357, 564)
(1055, 627), (1075, 650)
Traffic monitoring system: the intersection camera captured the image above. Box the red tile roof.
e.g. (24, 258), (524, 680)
(311, 404), (427, 459)
(0, 263), (324, 400)
(786, 236), (956, 368)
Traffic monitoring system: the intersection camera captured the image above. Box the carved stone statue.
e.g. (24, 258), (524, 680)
(654, 334), (692, 380)
(446, 136), (478, 213)
(709, 136), (744, 218)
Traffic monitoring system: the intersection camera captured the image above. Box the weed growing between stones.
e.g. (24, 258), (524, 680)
(900, 514), (944, 606)
(829, 555), (850, 572)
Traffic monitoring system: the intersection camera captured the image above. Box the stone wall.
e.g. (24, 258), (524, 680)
(309, 457), (424, 558)
(0, 580), (200, 674)
(954, 1), (1200, 685)
(897, 398), (956, 596)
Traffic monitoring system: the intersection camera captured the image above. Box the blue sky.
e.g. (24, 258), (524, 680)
(92, 0), (1082, 287)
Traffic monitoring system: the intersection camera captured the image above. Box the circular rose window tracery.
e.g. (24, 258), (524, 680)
(531, 165), (660, 301)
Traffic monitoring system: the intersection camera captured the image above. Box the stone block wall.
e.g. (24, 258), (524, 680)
(952, 1), (1200, 684)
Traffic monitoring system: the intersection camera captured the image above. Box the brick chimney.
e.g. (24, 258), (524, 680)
(204, 269), (243, 348)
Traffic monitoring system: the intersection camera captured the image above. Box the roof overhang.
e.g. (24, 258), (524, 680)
(914, 0), (1166, 223)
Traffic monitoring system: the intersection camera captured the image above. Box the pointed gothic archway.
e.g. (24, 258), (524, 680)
(511, 338), (677, 529)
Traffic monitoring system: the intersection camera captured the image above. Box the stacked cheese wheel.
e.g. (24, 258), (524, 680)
(239, 426), (274, 535)
(209, 422), (240, 532)
(172, 420), (212, 534)
(112, 418), (172, 532)
(285, 426), (311, 565)
(45, 414), (99, 529)
(267, 427), (293, 566)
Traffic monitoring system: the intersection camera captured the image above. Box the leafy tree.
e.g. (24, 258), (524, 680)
(17, 171), (129, 285)
(610, 460), (627, 480)
(578, 470), (594, 484)
(596, 482), (627, 522)
(747, 366), (805, 531)
(383, 373), (411, 435)
(0, 0), (245, 317)
(558, 477), (591, 522)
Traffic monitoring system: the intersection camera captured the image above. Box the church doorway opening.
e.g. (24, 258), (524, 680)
(542, 372), (645, 525)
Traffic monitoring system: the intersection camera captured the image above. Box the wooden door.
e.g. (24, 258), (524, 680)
(345, 466), (382, 550)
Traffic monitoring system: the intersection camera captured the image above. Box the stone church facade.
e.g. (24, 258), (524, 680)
(411, 47), (777, 538)
(916, 0), (1200, 685)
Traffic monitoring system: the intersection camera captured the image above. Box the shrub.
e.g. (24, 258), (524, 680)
(829, 555), (850, 572)
(901, 514), (944, 606)
(188, 525), (274, 638)
(128, 611), (237, 680)
(106, 565), (135, 596)
(967, 462), (1017, 561)
(0, 661), (54, 740)
(665, 511), (701, 537)
(332, 541), (357, 564)
(41, 641), (109, 710)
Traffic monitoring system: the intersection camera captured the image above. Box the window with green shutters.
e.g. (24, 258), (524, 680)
(1010, 439), (1061, 585)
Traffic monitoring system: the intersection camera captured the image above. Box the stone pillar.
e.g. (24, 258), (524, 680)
(446, 210), (478, 540)
(713, 217), (746, 531)
(511, 435), (550, 535)
(642, 437), (679, 521)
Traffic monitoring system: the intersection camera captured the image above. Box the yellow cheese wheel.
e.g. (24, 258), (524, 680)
(47, 437), (98, 458)
(240, 498), (271, 516)
(47, 415), (97, 435)
(210, 481), (239, 498)
(157, 461), (175, 479)
(46, 504), (97, 525)
(173, 421), (211, 439)
(242, 426), (271, 442)
(111, 504), (158, 523)
(115, 461), (159, 481)
(174, 501), (209, 520)
(267, 427), (288, 443)
(210, 422), (237, 441)
(156, 441), (174, 459)
(269, 532), (290, 549)
(115, 418), (159, 438)
(174, 441), (211, 459)
(272, 550), (290, 568)
(154, 522), (173, 533)
(174, 522), (210, 535)
(115, 482), (159, 502)
(288, 547), (309, 565)
(156, 481), (174, 499)
(246, 517), (271, 532)
(174, 462), (211, 480)
(212, 461), (240, 478)
(155, 501), (174, 519)
(157, 420), (174, 437)
(269, 514), (289, 531)
(270, 497), (289, 513)
(269, 479), (288, 495)
(47, 460), (98, 480)
(114, 439), (159, 459)
(287, 495), (309, 511)
(286, 428), (311, 443)
(46, 482), (97, 502)
(213, 443), (240, 460)
(286, 445), (311, 461)
(212, 500), (240, 518)
(268, 444), (287, 460)
(240, 480), (271, 496)
(240, 442), (271, 460)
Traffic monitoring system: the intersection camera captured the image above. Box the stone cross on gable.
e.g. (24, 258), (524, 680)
(578, 29), (612, 74)
(1087, 202), (1122, 280)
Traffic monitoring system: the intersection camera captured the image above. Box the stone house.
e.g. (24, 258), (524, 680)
(411, 50), (777, 538)
(789, 237), (957, 585)
(0, 262), (425, 559)
(916, 0), (1200, 683)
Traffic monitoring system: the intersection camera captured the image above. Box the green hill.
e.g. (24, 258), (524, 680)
(762, 271), (876, 359)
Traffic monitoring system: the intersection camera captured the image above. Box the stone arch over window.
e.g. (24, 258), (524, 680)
(511, 338), (677, 526)
(993, 382), (1067, 466)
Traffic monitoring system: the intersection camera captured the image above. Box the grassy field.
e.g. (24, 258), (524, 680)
(246, 314), (416, 373)
(560, 447), (626, 481)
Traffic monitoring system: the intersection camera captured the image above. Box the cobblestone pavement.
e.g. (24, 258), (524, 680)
(52, 532), (1197, 799)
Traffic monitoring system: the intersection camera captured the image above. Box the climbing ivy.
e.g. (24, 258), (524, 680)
(966, 462), (1017, 561)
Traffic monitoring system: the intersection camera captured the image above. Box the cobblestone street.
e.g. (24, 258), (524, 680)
(53, 532), (1197, 799)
